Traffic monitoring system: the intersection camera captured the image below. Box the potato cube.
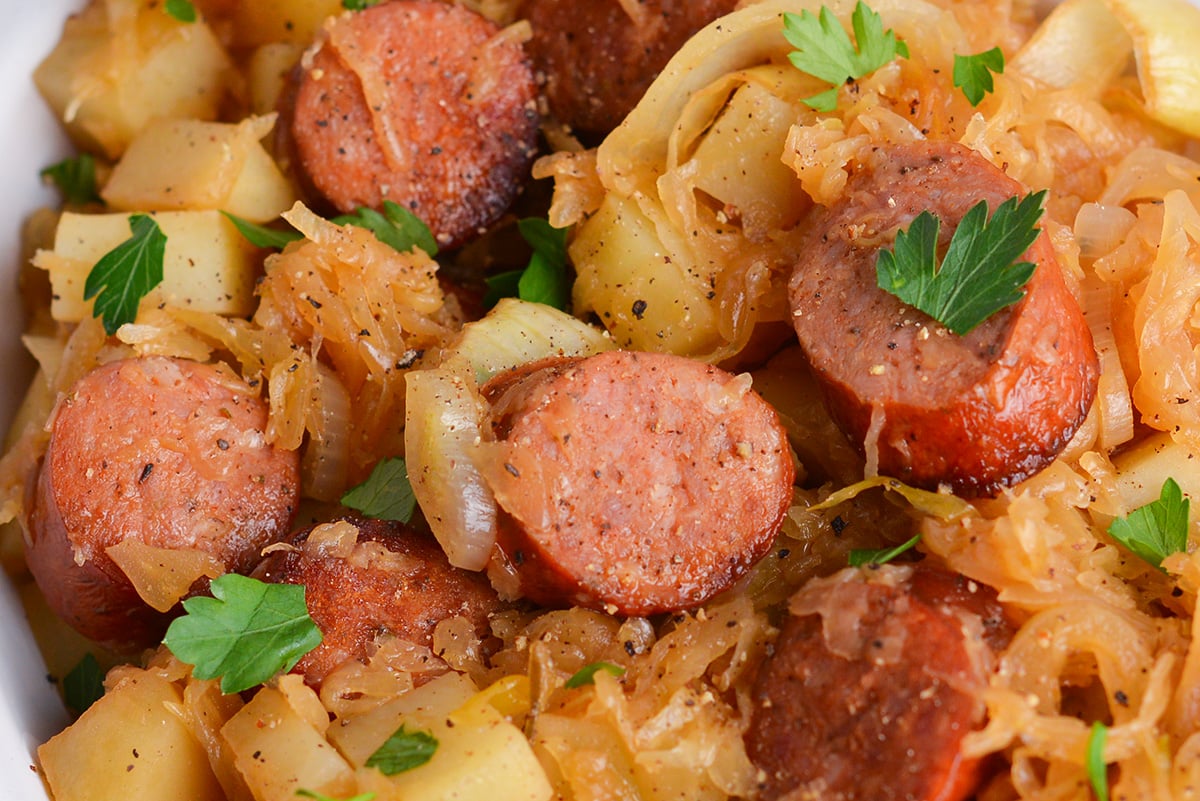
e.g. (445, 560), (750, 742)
(35, 210), (260, 324)
(103, 115), (296, 223)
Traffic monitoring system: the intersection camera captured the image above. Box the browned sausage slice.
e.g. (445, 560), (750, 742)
(253, 516), (504, 687)
(787, 140), (1099, 496)
(25, 357), (300, 651)
(745, 565), (1015, 801)
(477, 350), (794, 616)
(288, 0), (538, 248)
(519, 0), (738, 139)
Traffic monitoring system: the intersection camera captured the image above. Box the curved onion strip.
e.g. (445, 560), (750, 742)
(302, 361), (354, 502)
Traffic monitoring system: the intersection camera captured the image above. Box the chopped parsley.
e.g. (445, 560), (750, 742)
(40, 154), (101, 206)
(954, 47), (1005, 106)
(342, 0), (383, 8)
(848, 534), (920, 567)
(1107, 477), (1190, 570)
(296, 790), (376, 801)
(222, 212), (304, 250)
(63, 653), (105, 715)
(875, 190), (1046, 336)
(163, 574), (322, 694)
(341, 457), (416, 523)
(365, 725), (438, 775)
(783, 1), (909, 112)
(332, 201), (438, 257)
(564, 661), (626, 689)
(484, 218), (570, 310)
(164, 0), (197, 23)
(84, 213), (166, 335)
(1087, 721), (1109, 801)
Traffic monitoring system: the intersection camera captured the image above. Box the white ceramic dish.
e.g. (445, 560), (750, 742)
(0, 1), (78, 798)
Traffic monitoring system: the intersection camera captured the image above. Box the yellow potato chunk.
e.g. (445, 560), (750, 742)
(34, 210), (260, 324)
(231, 0), (345, 47)
(34, 0), (232, 159)
(102, 115), (296, 223)
(38, 671), (224, 801)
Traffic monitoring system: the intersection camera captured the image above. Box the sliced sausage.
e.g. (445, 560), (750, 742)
(287, 0), (539, 249)
(477, 349), (794, 616)
(253, 516), (505, 687)
(745, 564), (1015, 801)
(787, 140), (1099, 496)
(518, 0), (738, 139)
(24, 356), (300, 652)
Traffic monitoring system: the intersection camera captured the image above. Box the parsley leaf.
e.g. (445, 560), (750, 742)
(40, 155), (101, 206)
(953, 47), (1004, 106)
(848, 534), (920, 567)
(1107, 477), (1190, 570)
(163, 574), (322, 694)
(564, 661), (626, 688)
(164, 0), (197, 22)
(296, 790), (376, 801)
(783, 1), (909, 112)
(365, 725), (438, 775)
(63, 653), (105, 715)
(342, 0), (383, 8)
(341, 457), (416, 522)
(875, 190), (1045, 336)
(484, 218), (570, 310)
(222, 212), (304, 250)
(1087, 721), (1109, 801)
(332, 200), (438, 257)
(84, 213), (167, 335)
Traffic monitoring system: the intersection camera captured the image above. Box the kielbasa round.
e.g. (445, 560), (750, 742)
(477, 349), (794, 616)
(787, 140), (1098, 496)
(288, 0), (539, 249)
(518, 0), (738, 139)
(745, 565), (1015, 801)
(24, 356), (300, 652)
(253, 516), (505, 686)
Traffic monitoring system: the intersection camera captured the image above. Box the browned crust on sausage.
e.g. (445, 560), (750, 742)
(253, 516), (504, 686)
(24, 357), (299, 651)
(288, 0), (539, 248)
(477, 350), (794, 616)
(787, 141), (1099, 496)
(518, 0), (738, 138)
(746, 565), (1014, 801)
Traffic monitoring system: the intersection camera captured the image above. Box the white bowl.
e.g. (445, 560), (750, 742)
(0, 1), (80, 798)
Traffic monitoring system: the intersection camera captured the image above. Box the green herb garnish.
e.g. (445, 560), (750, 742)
(342, 0), (383, 9)
(164, 0), (197, 22)
(783, 1), (909, 112)
(365, 725), (438, 775)
(875, 190), (1045, 336)
(332, 200), (438, 257)
(163, 574), (322, 694)
(484, 218), (570, 310)
(341, 457), (416, 522)
(1087, 721), (1109, 801)
(222, 212), (304, 250)
(63, 653), (105, 715)
(564, 661), (626, 689)
(848, 534), (921, 567)
(296, 790), (376, 801)
(40, 155), (101, 206)
(953, 47), (1005, 106)
(84, 213), (167, 335)
(1107, 477), (1190, 570)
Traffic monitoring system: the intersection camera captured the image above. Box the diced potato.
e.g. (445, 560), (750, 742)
(222, 684), (357, 801)
(328, 671), (478, 768)
(231, 0), (345, 47)
(1109, 0), (1200, 137)
(1111, 432), (1200, 510)
(247, 43), (305, 116)
(34, 0), (232, 159)
(358, 694), (553, 801)
(103, 116), (296, 223)
(35, 210), (261, 324)
(39, 671), (224, 801)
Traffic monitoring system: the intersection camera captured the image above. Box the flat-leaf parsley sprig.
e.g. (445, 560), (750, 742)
(1107, 477), (1190, 570)
(954, 47), (1005, 106)
(84, 213), (167, 335)
(875, 190), (1047, 336)
(783, 1), (909, 112)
